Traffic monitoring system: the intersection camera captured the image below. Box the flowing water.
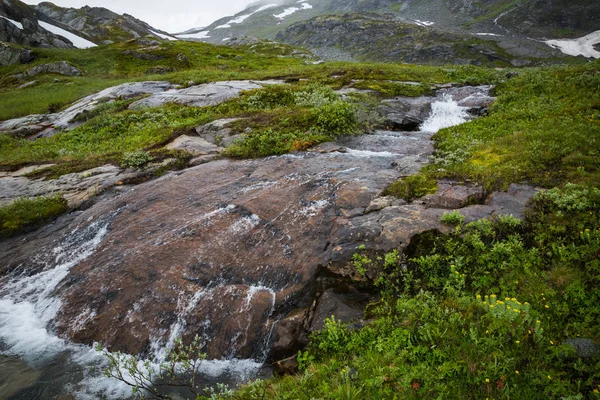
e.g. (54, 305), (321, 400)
(0, 86), (490, 399)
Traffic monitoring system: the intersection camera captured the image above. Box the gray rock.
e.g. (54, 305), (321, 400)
(0, 42), (35, 66)
(379, 96), (434, 131)
(189, 154), (220, 166)
(563, 338), (598, 358)
(0, 81), (174, 137)
(365, 196), (407, 213)
(423, 181), (485, 209)
(194, 118), (243, 147)
(0, 164), (142, 208)
(129, 80), (282, 109)
(165, 135), (223, 156)
(26, 61), (81, 77)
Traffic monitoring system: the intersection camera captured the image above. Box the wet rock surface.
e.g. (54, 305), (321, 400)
(0, 85), (539, 374)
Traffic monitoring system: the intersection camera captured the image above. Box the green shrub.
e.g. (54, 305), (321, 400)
(0, 194), (68, 237)
(121, 150), (154, 169)
(311, 100), (358, 135)
(441, 210), (465, 225)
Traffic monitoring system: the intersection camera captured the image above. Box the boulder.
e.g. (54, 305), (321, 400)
(26, 61), (81, 77)
(309, 289), (364, 332)
(194, 118), (243, 147)
(129, 80), (282, 109)
(562, 338), (598, 359)
(0, 43), (35, 66)
(165, 135), (223, 156)
(423, 181), (485, 209)
(271, 309), (309, 361)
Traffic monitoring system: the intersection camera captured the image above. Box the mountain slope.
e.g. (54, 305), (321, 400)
(34, 2), (176, 44)
(0, 0), (175, 54)
(190, 0), (599, 63)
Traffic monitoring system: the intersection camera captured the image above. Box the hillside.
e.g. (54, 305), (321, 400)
(189, 0), (600, 64)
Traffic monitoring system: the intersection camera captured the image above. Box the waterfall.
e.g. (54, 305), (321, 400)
(419, 93), (470, 133)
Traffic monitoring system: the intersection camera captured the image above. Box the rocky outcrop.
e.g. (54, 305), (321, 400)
(0, 41), (35, 65)
(26, 60), (80, 76)
(129, 80), (282, 109)
(34, 1), (175, 43)
(0, 0), (77, 48)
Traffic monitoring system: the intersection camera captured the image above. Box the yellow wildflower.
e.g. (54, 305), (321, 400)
(515, 370), (519, 374)
(485, 378), (490, 383)
(515, 340), (520, 344)
(545, 305), (550, 309)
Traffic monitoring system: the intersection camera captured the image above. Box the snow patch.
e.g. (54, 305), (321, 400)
(38, 21), (97, 49)
(545, 30), (600, 59)
(273, 2), (312, 20)
(222, 37), (231, 41)
(177, 30), (211, 39)
(0, 15), (23, 29)
(476, 32), (502, 37)
(149, 29), (177, 41)
(415, 20), (435, 27)
(216, 3), (278, 28)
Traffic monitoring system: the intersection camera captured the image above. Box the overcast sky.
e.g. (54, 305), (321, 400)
(23, 0), (259, 33)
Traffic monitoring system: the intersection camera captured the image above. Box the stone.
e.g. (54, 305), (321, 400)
(271, 309), (309, 361)
(423, 181), (485, 209)
(0, 81), (174, 137)
(176, 52), (190, 66)
(146, 66), (175, 74)
(272, 354), (299, 376)
(129, 80), (282, 109)
(365, 196), (407, 213)
(26, 61), (81, 77)
(309, 290), (364, 332)
(562, 338), (598, 358)
(165, 135), (224, 156)
(194, 118), (243, 147)
(121, 50), (164, 61)
(189, 154), (220, 167)
(379, 96), (434, 131)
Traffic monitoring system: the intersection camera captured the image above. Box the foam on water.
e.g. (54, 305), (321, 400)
(0, 220), (108, 363)
(420, 93), (470, 133)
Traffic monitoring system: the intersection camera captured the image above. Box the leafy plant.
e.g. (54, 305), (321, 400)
(441, 210), (465, 225)
(122, 150), (154, 169)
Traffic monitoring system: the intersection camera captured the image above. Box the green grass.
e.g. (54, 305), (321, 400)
(0, 38), (508, 122)
(427, 61), (600, 190)
(0, 194), (68, 237)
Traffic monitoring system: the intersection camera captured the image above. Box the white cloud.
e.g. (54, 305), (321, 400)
(23, 0), (260, 33)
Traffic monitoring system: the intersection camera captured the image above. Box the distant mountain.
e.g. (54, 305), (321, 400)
(0, 0), (175, 52)
(190, 0), (599, 64)
(197, 0), (600, 43)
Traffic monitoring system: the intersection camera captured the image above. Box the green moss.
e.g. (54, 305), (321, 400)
(0, 194), (68, 237)
(383, 173), (438, 201)
(352, 80), (432, 98)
